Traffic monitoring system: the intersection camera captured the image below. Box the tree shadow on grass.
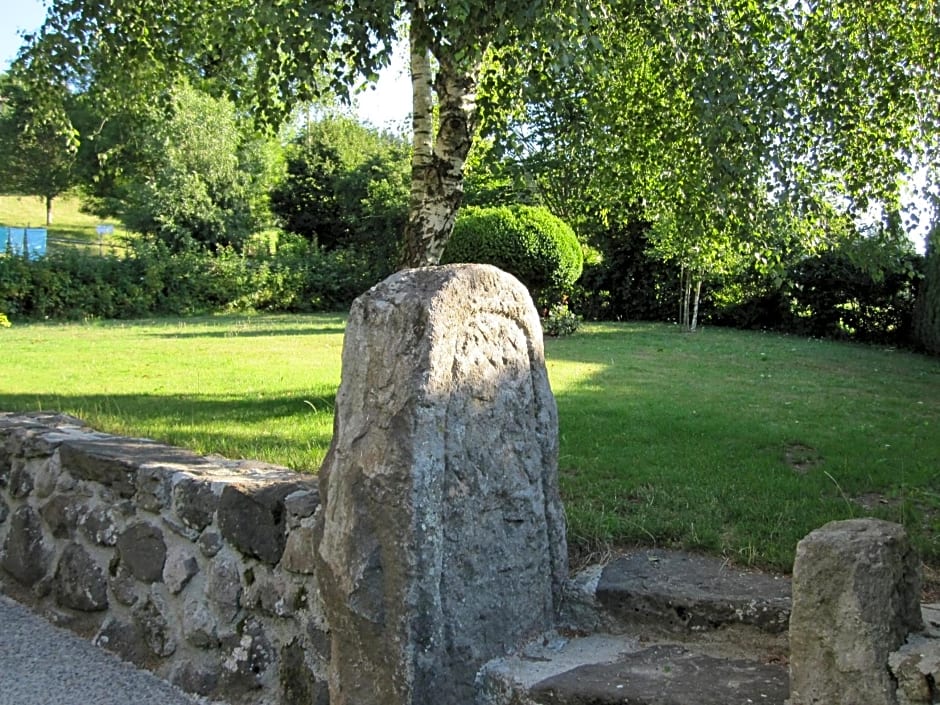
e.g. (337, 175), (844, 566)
(0, 391), (336, 473)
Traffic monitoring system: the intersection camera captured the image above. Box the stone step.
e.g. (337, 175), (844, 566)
(570, 549), (792, 638)
(479, 633), (789, 705)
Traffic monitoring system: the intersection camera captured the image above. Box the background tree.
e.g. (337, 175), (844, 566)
(270, 115), (409, 262)
(0, 72), (79, 225)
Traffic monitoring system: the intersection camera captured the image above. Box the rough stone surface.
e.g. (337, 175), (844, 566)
(314, 264), (568, 705)
(788, 518), (923, 705)
(0, 412), (329, 705)
(890, 633), (940, 705)
(280, 638), (329, 705)
(596, 549), (791, 634)
(116, 522), (167, 583)
(1, 505), (52, 586)
(281, 526), (317, 574)
(218, 481), (309, 565)
(163, 546), (199, 594)
(526, 644), (788, 705)
(53, 542), (108, 611)
(173, 477), (218, 531)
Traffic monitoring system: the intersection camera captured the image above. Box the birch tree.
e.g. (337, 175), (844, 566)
(12, 0), (583, 267)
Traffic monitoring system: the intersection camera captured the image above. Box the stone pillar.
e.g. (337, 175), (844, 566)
(314, 264), (568, 705)
(788, 518), (923, 705)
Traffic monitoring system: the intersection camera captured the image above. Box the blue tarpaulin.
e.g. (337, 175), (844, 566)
(1, 227), (47, 259)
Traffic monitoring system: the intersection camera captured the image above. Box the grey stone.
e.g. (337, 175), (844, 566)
(314, 265), (567, 705)
(135, 593), (176, 657)
(198, 529), (224, 557)
(163, 546), (200, 594)
(0, 495), (7, 524)
(32, 455), (61, 498)
(1, 505), (52, 586)
(60, 437), (205, 499)
(40, 495), (83, 538)
(161, 514), (200, 541)
(53, 542), (108, 611)
(183, 595), (220, 648)
(889, 634), (940, 705)
(596, 549), (791, 634)
(281, 526), (317, 574)
(220, 618), (276, 691)
(95, 616), (156, 669)
(527, 644), (789, 705)
(218, 480), (309, 565)
(284, 489), (319, 519)
(173, 476), (218, 531)
(789, 518), (923, 705)
(280, 638), (329, 705)
(79, 505), (119, 545)
(172, 657), (221, 697)
(207, 550), (243, 623)
(109, 564), (141, 606)
(8, 461), (34, 498)
(244, 568), (302, 617)
(136, 465), (173, 512)
(116, 522), (167, 583)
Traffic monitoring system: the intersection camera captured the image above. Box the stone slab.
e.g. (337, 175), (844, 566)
(528, 644), (788, 705)
(596, 549), (791, 634)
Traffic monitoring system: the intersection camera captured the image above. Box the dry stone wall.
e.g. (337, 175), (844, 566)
(0, 412), (329, 705)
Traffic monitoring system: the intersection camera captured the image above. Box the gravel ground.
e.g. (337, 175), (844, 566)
(0, 594), (215, 705)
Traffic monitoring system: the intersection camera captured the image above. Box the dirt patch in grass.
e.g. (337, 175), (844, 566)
(784, 443), (823, 474)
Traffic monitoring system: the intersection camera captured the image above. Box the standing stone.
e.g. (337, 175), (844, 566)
(789, 518), (923, 705)
(314, 265), (568, 705)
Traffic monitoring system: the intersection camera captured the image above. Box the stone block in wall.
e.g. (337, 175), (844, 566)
(8, 460), (34, 498)
(171, 655), (222, 696)
(0, 495), (8, 524)
(206, 548), (243, 624)
(890, 634), (940, 705)
(218, 480), (312, 565)
(53, 542), (108, 611)
(116, 522), (167, 583)
(788, 518), (923, 705)
(173, 476), (219, 532)
(40, 495), (83, 538)
(163, 545), (199, 594)
(1, 505), (52, 586)
(59, 436), (206, 499)
(220, 617), (276, 692)
(80, 504), (119, 546)
(96, 616), (158, 670)
(135, 592), (177, 658)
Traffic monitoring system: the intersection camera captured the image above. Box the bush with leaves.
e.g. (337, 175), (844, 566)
(441, 205), (583, 309)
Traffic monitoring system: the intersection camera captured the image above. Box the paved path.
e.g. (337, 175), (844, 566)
(0, 595), (212, 705)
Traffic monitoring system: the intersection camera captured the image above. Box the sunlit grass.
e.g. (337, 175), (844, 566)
(1, 315), (938, 572)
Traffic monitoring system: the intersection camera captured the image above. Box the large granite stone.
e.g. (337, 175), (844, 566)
(314, 264), (567, 705)
(789, 518), (923, 705)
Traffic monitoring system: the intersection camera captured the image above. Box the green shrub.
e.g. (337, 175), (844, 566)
(441, 205), (583, 310)
(542, 303), (581, 337)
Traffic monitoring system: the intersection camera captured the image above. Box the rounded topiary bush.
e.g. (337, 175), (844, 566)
(441, 204), (583, 309)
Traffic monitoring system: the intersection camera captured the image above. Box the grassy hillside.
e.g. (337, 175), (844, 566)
(0, 193), (129, 247)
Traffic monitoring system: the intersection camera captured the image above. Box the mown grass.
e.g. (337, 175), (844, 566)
(1, 314), (938, 573)
(0, 193), (129, 246)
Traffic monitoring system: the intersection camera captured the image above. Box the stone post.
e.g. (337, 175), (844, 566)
(788, 518), (923, 705)
(313, 264), (568, 705)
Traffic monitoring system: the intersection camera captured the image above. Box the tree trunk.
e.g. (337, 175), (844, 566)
(400, 23), (482, 269)
(690, 278), (702, 332)
(45, 194), (53, 226)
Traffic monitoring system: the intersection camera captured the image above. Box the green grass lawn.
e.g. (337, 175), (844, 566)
(1, 315), (938, 575)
